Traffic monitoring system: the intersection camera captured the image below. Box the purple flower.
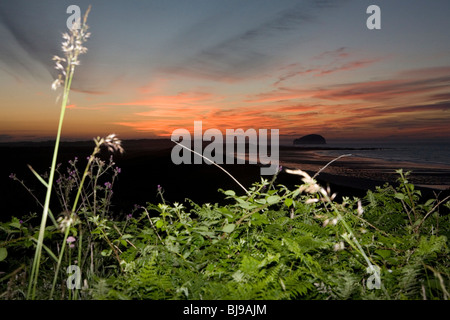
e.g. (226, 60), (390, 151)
(67, 236), (76, 248)
(19, 220), (23, 224)
(157, 184), (162, 190)
(9, 173), (16, 179)
(115, 167), (121, 174)
(126, 213), (132, 220)
(104, 182), (112, 189)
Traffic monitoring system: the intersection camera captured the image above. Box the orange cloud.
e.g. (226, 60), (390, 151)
(105, 64), (450, 141)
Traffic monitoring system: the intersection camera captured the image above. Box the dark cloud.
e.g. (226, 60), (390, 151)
(162, 1), (347, 81)
(314, 75), (450, 102)
(389, 101), (450, 113)
(429, 92), (450, 101)
(0, 1), (69, 79)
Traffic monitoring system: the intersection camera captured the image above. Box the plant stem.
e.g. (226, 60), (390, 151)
(50, 147), (98, 299)
(27, 65), (73, 300)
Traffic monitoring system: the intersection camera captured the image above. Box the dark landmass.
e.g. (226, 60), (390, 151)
(1, 139), (449, 222)
(0, 139), (263, 221)
(293, 134), (326, 145)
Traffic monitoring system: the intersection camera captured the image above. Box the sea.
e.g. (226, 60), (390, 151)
(275, 140), (450, 190)
(305, 141), (450, 167)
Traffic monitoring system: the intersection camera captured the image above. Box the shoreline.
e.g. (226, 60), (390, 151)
(278, 146), (450, 192)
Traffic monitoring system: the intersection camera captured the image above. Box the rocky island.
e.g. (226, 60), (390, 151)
(293, 134), (326, 145)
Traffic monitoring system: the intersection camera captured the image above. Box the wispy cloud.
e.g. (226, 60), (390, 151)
(161, 1), (347, 82)
(273, 46), (382, 86)
(0, 1), (63, 79)
(313, 73), (450, 102)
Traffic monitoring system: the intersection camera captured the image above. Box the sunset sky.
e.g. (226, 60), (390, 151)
(0, 0), (449, 144)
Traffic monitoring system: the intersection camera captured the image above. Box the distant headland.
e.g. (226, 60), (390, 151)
(293, 134), (327, 145)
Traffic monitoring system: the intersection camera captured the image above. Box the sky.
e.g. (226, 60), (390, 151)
(0, 0), (449, 144)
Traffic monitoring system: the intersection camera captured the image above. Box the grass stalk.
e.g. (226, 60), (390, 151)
(26, 7), (91, 299)
(27, 66), (73, 300)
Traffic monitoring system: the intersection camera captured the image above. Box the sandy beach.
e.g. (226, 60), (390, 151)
(278, 146), (450, 191)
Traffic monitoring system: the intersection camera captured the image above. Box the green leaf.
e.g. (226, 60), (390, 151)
(237, 201), (257, 210)
(30, 238), (58, 263)
(0, 248), (7, 262)
(255, 198), (266, 205)
(155, 220), (164, 229)
(284, 198), (293, 208)
(375, 249), (392, 259)
(394, 193), (405, 200)
(251, 213), (269, 226)
(27, 164), (49, 188)
(101, 249), (112, 257)
(222, 223), (236, 233)
(224, 190), (236, 197)
(9, 221), (21, 229)
(267, 195), (281, 204)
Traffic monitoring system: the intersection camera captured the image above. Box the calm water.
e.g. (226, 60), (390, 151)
(302, 142), (450, 167)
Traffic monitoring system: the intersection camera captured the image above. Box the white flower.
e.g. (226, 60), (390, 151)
(357, 200), (364, 216)
(51, 77), (63, 91)
(51, 6), (90, 90)
(333, 241), (345, 251)
(104, 134), (124, 154)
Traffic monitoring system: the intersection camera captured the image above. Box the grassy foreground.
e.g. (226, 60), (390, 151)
(1, 155), (449, 300)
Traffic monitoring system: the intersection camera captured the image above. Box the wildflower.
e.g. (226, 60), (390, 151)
(57, 212), (78, 232)
(104, 134), (124, 154)
(67, 236), (76, 248)
(157, 184), (162, 191)
(305, 198), (319, 204)
(19, 220), (23, 224)
(333, 241), (345, 251)
(104, 182), (112, 189)
(51, 5), (91, 91)
(115, 167), (121, 174)
(357, 200), (364, 216)
(9, 173), (16, 180)
(83, 279), (89, 290)
(51, 75), (64, 91)
(126, 213), (132, 220)
(285, 169), (322, 194)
